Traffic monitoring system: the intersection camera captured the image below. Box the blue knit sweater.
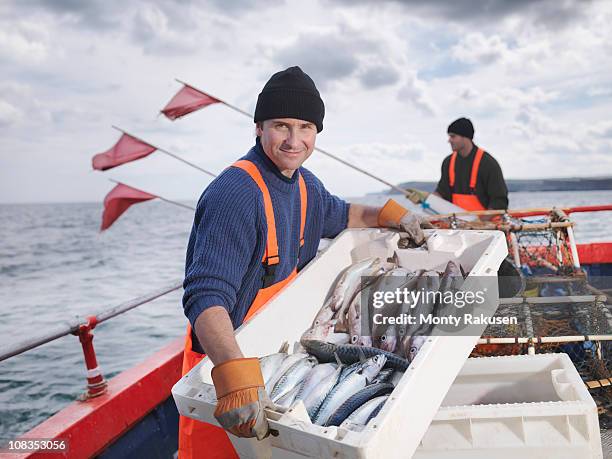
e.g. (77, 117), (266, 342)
(183, 139), (349, 350)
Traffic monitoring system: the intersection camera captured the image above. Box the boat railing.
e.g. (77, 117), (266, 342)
(0, 280), (183, 399)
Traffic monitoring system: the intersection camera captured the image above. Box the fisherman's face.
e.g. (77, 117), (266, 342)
(257, 118), (316, 178)
(448, 133), (467, 152)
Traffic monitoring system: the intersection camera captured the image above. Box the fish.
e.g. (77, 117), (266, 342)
(389, 370), (404, 387)
(438, 260), (462, 293)
(300, 339), (338, 362)
(301, 365), (343, 419)
(390, 270), (424, 338)
(338, 360), (363, 382)
(348, 272), (388, 345)
(294, 363), (337, 404)
(370, 268), (413, 348)
(301, 319), (337, 342)
(329, 258), (382, 313)
(370, 367), (394, 384)
(335, 259), (386, 333)
(364, 396), (387, 425)
(326, 332), (350, 345)
(340, 395), (389, 428)
(310, 297), (336, 328)
(274, 382), (303, 410)
(399, 334), (411, 360)
(265, 352), (309, 394)
(301, 339), (411, 371)
(377, 323), (398, 353)
(335, 343), (411, 371)
(325, 382), (394, 426)
(347, 285), (366, 345)
(434, 260), (464, 328)
(405, 270), (439, 338)
(313, 355), (386, 426)
(357, 284), (373, 347)
(400, 335), (428, 362)
(270, 356), (318, 402)
(259, 343), (289, 389)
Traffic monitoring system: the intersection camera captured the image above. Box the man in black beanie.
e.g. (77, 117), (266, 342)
(434, 117), (508, 211)
(179, 66), (428, 455)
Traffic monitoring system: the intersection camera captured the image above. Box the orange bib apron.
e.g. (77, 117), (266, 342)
(178, 159), (307, 459)
(449, 148), (486, 211)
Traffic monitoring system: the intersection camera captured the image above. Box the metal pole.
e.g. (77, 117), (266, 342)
(111, 125), (217, 179)
(73, 316), (107, 399)
(477, 335), (612, 345)
(175, 79), (253, 118)
(108, 179), (195, 212)
(566, 225), (581, 268)
(174, 79), (411, 197)
(0, 281), (183, 362)
(500, 295), (602, 305)
(509, 232), (521, 267)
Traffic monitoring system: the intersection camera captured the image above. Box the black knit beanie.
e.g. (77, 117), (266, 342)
(447, 117), (474, 140)
(254, 66), (325, 132)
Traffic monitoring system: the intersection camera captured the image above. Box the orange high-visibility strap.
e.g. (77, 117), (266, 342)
(298, 174), (307, 247)
(233, 160), (279, 266)
(470, 148), (485, 189)
(449, 148), (485, 191)
(179, 163), (308, 459)
(449, 151), (457, 188)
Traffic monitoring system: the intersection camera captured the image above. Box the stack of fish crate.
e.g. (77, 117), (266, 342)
(172, 228), (602, 458)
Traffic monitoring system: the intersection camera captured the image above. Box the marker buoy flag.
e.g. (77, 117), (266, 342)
(161, 85), (221, 120)
(101, 183), (157, 231)
(92, 134), (156, 171)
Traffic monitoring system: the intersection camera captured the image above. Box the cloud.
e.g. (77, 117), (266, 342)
(456, 86), (558, 113)
(206, 0), (284, 13)
(0, 21), (49, 64)
(588, 121), (612, 139)
(326, 0), (594, 29)
(397, 72), (436, 115)
(4, 0), (270, 33)
(130, 4), (197, 55)
(348, 142), (425, 162)
(0, 99), (23, 127)
(269, 25), (400, 91)
(0, 81), (53, 134)
(271, 32), (364, 89)
(505, 105), (612, 160)
(358, 65), (401, 89)
(509, 105), (556, 139)
(3, 0), (123, 30)
(451, 33), (509, 65)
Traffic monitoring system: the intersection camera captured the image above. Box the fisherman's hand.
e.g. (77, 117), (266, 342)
(378, 199), (433, 247)
(211, 357), (272, 440)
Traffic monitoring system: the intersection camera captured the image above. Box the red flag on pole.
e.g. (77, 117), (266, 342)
(92, 134), (157, 171)
(101, 183), (157, 231)
(161, 85), (221, 120)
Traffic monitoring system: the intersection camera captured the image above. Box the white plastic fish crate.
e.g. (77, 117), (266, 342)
(172, 228), (508, 459)
(414, 353), (602, 459)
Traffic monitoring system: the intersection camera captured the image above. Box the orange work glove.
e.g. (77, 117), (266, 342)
(378, 199), (433, 247)
(211, 357), (272, 440)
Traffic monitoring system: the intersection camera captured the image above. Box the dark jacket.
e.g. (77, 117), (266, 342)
(435, 145), (508, 210)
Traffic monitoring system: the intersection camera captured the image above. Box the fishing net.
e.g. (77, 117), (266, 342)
(512, 217), (576, 273)
(432, 212), (580, 272)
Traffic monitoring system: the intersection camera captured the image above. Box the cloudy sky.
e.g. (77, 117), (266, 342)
(1, 0), (611, 203)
